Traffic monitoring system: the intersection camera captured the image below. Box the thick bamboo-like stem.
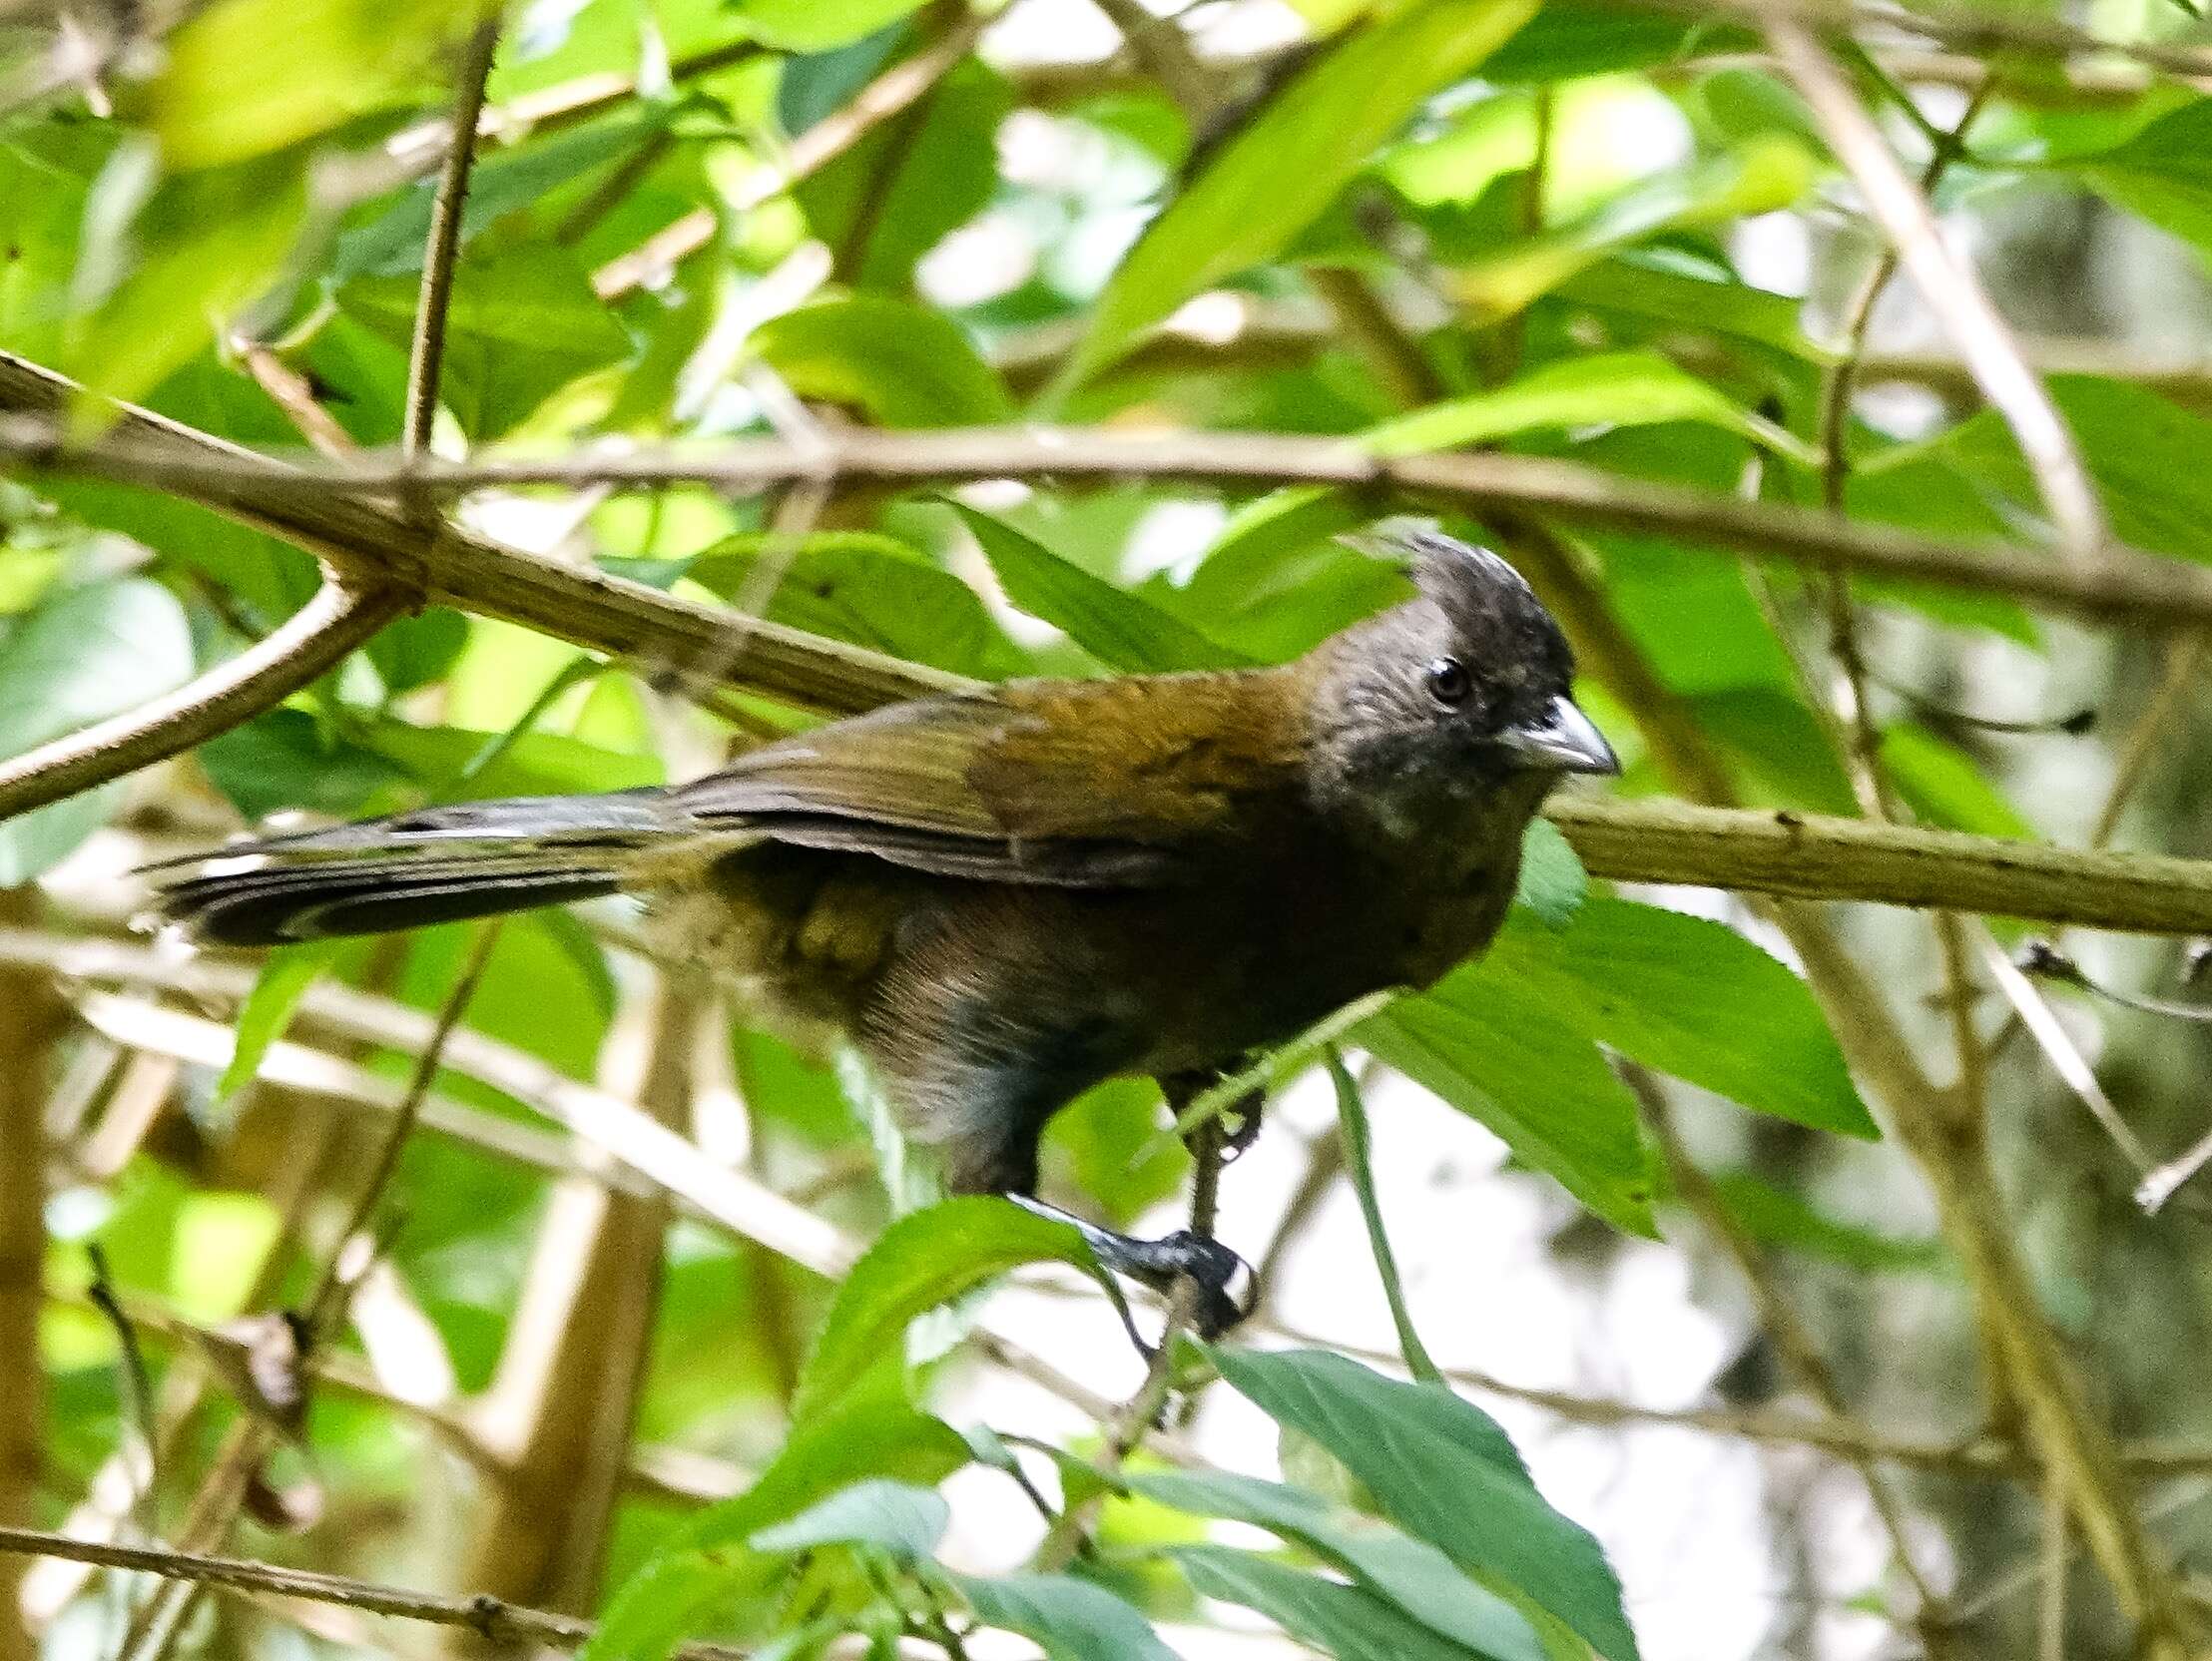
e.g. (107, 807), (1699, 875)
(0, 890), (63, 1661)
(458, 975), (703, 1623)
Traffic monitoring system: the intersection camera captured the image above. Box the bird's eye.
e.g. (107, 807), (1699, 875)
(1424, 657), (1471, 708)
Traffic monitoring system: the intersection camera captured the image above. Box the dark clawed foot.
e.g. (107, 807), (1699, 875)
(1217, 1088), (1265, 1162)
(1152, 1230), (1257, 1339)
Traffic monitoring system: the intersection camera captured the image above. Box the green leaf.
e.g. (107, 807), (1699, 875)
(1511, 818), (1586, 928)
(791, 1197), (1111, 1422)
(1360, 980), (1657, 1237)
(950, 1572), (1182, 1661)
(1364, 351), (1815, 464)
(748, 1479), (949, 1561)
(797, 59), (1011, 293)
(144, 0), (469, 166)
(0, 578), (194, 883)
(63, 148), (308, 410)
(1880, 724), (2035, 839)
(753, 297), (1012, 427)
(1329, 1053), (1442, 1384)
(1453, 898), (1877, 1139)
(198, 709), (410, 821)
(217, 943), (342, 1103)
(584, 1400), (968, 1661)
(1129, 1469), (1545, 1661)
(1065, 0), (1539, 384)
(2065, 101), (2212, 257)
(351, 718), (664, 800)
(1856, 375), (2212, 567)
(1446, 137), (1815, 320)
(683, 533), (1018, 678)
(1704, 1169), (1945, 1273)
(338, 245), (633, 440)
(1176, 1545), (1527, 1661)
(732, 0), (928, 49)
(1205, 1347), (1638, 1661)
(954, 505), (1249, 673)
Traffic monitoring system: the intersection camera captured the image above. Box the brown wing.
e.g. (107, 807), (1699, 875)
(670, 671), (1309, 887)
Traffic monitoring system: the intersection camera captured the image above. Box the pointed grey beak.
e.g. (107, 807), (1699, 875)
(1501, 696), (1619, 776)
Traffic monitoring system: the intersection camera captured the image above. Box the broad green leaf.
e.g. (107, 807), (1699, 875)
(351, 718), (664, 799)
(1360, 978), (1657, 1236)
(338, 245), (633, 440)
(748, 1479), (949, 1561)
(791, 1197), (1111, 1421)
(0, 578), (193, 883)
(63, 148), (308, 410)
(1859, 375), (2212, 567)
(1454, 898), (1877, 1138)
(199, 709), (411, 821)
(217, 943), (342, 1103)
(1207, 1347), (1638, 1661)
(1065, 0), (1539, 384)
(584, 1400), (967, 1661)
(1446, 137), (1815, 320)
(732, 0), (928, 49)
(950, 1572), (1182, 1661)
(1512, 819), (1588, 928)
(1704, 1169), (1946, 1274)
(0, 125), (111, 363)
(332, 117), (662, 280)
(753, 297), (1013, 427)
(1364, 351), (1816, 464)
(1881, 724), (2035, 839)
(1129, 1469), (1545, 1661)
(1554, 258), (1823, 358)
(685, 533), (1019, 678)
(1177, 1545), (1526, 1661)
(148, 0), (473, 169)
(2065, 101), (2212, 257)
(954, 505), (1249, 672)
(1485, 4), (1739, 83)
(797, 59), (1011, 292)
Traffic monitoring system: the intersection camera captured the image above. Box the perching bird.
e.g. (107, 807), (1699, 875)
(151, 529), (1616, 1334)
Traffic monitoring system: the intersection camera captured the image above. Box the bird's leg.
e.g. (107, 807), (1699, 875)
(1162, 1060), (1266, 1161)
(1008, 1195), (1255, 1343)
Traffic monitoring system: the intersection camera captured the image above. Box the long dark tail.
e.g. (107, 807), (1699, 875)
(147, 791), (703, 947)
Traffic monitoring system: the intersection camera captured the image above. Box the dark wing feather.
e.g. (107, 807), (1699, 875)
(672, 674), (1307, 887)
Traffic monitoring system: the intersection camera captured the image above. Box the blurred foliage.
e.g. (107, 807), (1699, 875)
(10, 0), (2212, 1653)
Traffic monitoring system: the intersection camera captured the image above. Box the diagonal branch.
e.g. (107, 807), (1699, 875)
(0, 579), (403, 822)
(1770, 23), (2108, 564)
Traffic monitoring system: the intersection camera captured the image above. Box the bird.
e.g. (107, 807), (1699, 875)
(149, 528), (1617, 1336)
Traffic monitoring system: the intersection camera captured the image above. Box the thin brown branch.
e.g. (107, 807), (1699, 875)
(403, 15), (501, 458)
(1033, 1115), (1228, 1571)
(0, 1525), (750, 1660)
(16, 410), (2212, 632)
(1771, 24), (2107, 564)
(591, 9), (988, 299)
(0, 579), (403, 822)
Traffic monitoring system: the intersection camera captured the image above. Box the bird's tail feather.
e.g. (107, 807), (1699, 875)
(147, 791), (703, 946)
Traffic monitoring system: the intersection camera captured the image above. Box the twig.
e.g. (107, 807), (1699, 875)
(82, 1246), (160, 1539)
(0, 580), (403, 822)
(1771, 24), (2107, 565)
(0, 1525), (750, 1659)
(20, 408), (2212, 633)
(590, 10), (987, 299)
(402, 14), (501, 460)
(1032, 1115), (1229, 1570)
